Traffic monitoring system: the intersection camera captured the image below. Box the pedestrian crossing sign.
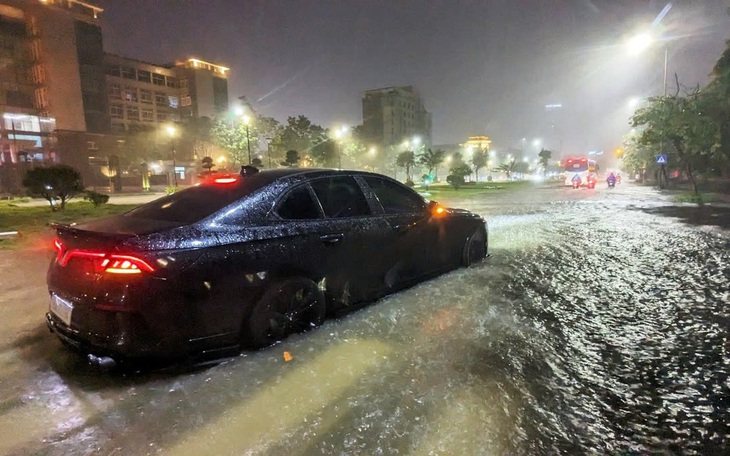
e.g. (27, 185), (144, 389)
(656, 154), (668, 164)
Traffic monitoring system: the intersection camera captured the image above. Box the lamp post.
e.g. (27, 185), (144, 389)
(627, 30), (670, 187)
(333, 125), (348, 169)
(165, 124), (177, 188)
(242, 115), (252, 165)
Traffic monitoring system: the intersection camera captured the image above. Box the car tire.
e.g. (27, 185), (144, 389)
(244, 277), (326, 349)
(462, 227), (487, 267)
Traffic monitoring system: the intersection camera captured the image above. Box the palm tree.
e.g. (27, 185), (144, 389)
(471, 150), (487, 181)
(396, 151), (416, 181)
(538, 148), (552, 176)
(418, 148), (445, 179)
(496, 159), (518, 179)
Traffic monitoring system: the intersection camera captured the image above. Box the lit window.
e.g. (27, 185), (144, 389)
(124, 87), (137, 102)
(168, 96), (179, 108)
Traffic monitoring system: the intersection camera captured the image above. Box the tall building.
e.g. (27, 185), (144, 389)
(1, 0), (107, 174)
(104, 55), (229, 133)
(362, 86), (432, 149)
(104, 53), (180, 133)
(0, 0), (230, 193)
(174, 58), (229, 119)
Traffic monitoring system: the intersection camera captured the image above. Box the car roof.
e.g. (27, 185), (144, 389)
(252, 168), (397, 185)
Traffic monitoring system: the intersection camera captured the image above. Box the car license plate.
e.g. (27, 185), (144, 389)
(50, 294), (73, 326)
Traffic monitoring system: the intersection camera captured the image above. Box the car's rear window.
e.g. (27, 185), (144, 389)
(126, 177), (270, 223)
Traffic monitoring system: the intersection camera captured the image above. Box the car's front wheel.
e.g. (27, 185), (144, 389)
(462, 226), (487, 267)
(244, 277), (326, 348)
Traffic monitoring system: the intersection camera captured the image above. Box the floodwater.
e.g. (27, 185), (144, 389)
(0, 183), (728, 455)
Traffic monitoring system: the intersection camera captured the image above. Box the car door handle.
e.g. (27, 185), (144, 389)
(393, 223), (414, 234)
(320, 234), (344, 245)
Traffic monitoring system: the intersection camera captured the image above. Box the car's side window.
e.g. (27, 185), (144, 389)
(310, 176), (372, 218)
(276, 184), (322, 220)
(363, 177), (426, 214)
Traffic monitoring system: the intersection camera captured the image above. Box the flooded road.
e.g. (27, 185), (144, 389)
(1, 183), (728, 455)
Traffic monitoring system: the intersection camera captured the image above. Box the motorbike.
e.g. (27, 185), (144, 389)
(572, 179), (581, 189)
(607, 179), (616, 188)
(587, 177), (597, 189)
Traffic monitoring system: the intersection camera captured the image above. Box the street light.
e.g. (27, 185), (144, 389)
(242, 115), (252, 165)
(165, 124), (177, 187)
(333, 125), (348, 168)
(627, 30), (668, 96)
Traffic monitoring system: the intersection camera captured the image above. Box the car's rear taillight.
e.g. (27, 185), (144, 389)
(53, 239), (154, 275)
(100, 255), (155, 274)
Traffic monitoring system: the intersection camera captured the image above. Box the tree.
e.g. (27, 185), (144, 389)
(211, 115), (258, 167)
(496, 159), (518, 179)
(622, 133), (656, 181)
(709, 38), (730, 160)
(311, 139), (338, 167)
(281, 150), (300, 167)
(418, 148), (446, 179)
(631, 83), (722, 194)
(201, 156), (215, 171)
(270, 115), (327, 161)
(251, 157), (263, 168)
(446, 163), (472, 190)
(538, 148), (552, 175)
(22, 165), (85, 210)
(471, 150), (487, 181)
(396, 151), (416, 182)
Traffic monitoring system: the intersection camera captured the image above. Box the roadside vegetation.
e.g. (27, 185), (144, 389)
(0, 202), (136, 250)
(418, 180), (533, 200)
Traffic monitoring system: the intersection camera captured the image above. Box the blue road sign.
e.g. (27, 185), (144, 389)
(656, 154), (668, 165)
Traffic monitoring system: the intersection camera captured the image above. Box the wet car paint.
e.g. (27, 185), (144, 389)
(45, 169), (487, 362)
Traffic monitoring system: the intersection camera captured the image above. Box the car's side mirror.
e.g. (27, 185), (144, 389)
(427, 200), (445, 218)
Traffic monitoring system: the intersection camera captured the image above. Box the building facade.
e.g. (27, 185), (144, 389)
(362, 85), (432, 149)
(1, 0), (107, 175)
(0, 0), (230, 193)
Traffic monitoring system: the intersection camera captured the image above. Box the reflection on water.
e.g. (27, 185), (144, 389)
(1, 185), (728, 455)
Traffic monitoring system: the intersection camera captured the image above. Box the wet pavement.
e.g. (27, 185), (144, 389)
(0, 182), (728, 455)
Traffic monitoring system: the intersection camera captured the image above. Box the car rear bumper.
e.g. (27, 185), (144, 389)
(45, 310), (179, 360)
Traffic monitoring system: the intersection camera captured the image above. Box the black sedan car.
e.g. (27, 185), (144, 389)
(46, 168), (487, 367)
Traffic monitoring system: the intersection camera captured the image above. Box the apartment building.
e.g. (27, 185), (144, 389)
(362, 85), (432, 149)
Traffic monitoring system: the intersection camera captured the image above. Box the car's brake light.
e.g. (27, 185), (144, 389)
(100, 255), (155, 274)
(53, 238), (64, 260)
(213, 177), (238, 184)
(56, 248), (154, 274)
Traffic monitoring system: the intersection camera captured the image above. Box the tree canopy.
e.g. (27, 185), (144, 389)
(22, 165), (85, 210)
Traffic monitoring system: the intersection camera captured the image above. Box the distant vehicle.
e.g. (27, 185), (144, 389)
(586, 173), (597, 189)
(46, 168), (488, 368)
(563, 157), (598, 186)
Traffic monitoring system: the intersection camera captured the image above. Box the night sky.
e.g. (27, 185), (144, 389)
(98, 0), (730, 155)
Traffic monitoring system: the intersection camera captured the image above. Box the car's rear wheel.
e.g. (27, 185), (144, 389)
(244, 277), (326, 348)
(462, 227), (487, 267)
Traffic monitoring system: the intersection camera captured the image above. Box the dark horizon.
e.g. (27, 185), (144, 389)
(99, 0), (730, 155)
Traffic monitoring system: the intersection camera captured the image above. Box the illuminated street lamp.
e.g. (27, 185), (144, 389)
(242, 115), (252, 165)
(333, 125), (348, 168)
(369, 147), (376, 156)
(165, 124), (177, 188)
(627, 30), (668, 95)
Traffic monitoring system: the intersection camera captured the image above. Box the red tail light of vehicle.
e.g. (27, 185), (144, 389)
(53, 239), (154, 275)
